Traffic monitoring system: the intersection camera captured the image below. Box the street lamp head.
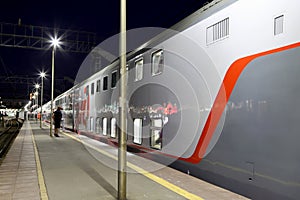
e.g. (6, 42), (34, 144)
(40, 72), (46, 78)
(50, 36), (61, 49)
(35, 83), (40, 89)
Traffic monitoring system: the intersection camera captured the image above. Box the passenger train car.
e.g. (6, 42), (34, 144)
(41, 0), (300, 199)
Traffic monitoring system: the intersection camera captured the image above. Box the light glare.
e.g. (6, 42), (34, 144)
(49, 35), (62, 49)
(40, 72), (46, 78)
(52, 38), (59, 47)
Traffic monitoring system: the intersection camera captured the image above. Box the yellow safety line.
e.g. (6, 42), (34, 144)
(62, 131), (204, 200)
(127, 162), (203, 200)
(32, 132), (49, 200)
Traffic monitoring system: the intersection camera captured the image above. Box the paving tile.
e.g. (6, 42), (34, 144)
(0, 193), (12, 200)
(0, 122), (40, 200)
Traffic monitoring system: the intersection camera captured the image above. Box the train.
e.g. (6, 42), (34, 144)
(39, 0), (300, 199)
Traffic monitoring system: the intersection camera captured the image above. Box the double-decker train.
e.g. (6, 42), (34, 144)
(40, 0), (300, 199)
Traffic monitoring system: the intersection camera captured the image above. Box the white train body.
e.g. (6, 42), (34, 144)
(43, 0), (300, 199)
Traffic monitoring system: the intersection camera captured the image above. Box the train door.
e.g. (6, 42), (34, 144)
(111, 118), (117, 138)
(102, 118), (107, 136)
(90, 117), (94, 132)
(96, 117), (101, 134)
(133, 118), (142, 144)
(150, 118), (163, 149)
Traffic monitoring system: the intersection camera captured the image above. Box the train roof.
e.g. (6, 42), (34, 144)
(126, 0), (237, 60)
(55, 0), (239, 97)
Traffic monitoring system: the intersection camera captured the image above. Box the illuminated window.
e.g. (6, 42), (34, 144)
(133, 118), (142, 144)
(90, 117), (94, 131)
(150, 119), (162, 149)
(102, 118), (107, 136)
(151, 50), (164, 76)
(274, 15), (284, 35)
(135, 58), (143, 81)
(111, 118), (117, 138)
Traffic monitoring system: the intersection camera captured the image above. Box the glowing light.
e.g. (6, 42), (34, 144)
(49, 35), (62, 49)
(40, 72), (46, 78)
(35, 83), (40, 89)
(52, 38), (59, 47)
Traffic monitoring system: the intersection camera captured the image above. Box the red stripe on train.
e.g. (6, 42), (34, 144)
(181, 42), (300, 164)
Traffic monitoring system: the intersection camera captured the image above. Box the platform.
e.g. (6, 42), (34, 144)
(0, 120), (249, 200)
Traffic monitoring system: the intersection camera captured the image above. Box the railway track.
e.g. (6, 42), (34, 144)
(0, 118), (23, 161)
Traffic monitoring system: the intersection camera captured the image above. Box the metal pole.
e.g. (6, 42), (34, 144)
(36, 89), (39, 110)
(40, 76), (43, 128)
(50, 47), (54, 137)
(118, 0), (127, 199)
(36, 88), (38, 124)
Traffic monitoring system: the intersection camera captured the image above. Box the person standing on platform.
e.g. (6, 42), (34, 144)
(37, 112), (41, 121)
(52, 107), (62, 137)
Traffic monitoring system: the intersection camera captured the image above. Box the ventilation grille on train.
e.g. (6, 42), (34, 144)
(206, 17), (229, 45)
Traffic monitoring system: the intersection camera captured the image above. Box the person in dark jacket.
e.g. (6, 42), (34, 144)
(53, 107), (63, 137)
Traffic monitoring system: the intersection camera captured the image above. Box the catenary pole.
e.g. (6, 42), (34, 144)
(40, 73), (44, 128)
(50, 47), (55, 137)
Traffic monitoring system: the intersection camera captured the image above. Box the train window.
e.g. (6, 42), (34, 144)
(150, 119), (162, 150)
(102, 118), (107, 135)
(86, 85), (89, 95)
(103, 76), (108, 91)
(274, 15), (284, 35)
(111, 71), (117, 88)
(68, 95), (72, 110)
(96, 80), (100, 93)
(111, 118), (117, 138)
(134, 58), (143, 81)
(96, 117), (101, 134)
(133, 118), (142, 144)
(151, 50), (164, 76)
(91, 83), (95, 95)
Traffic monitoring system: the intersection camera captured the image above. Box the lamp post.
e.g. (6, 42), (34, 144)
(50, 36), (60, 137)
(34, 85), (39, 124)
(35, 84), (40, 111)
(118, 0), (127, 199)
(40, 72), (45, 128)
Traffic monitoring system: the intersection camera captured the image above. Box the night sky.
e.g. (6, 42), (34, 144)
(0, 0), (209, 106)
